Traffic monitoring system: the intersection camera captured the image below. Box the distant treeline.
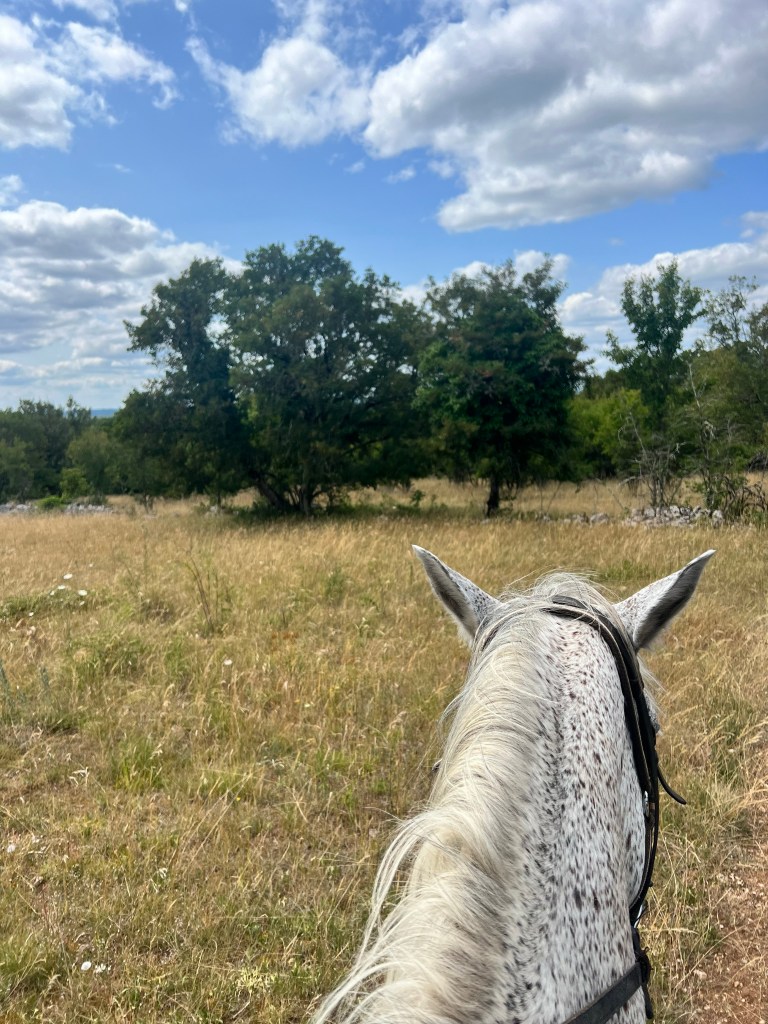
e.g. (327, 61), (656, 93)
(2, 238), (767, 518)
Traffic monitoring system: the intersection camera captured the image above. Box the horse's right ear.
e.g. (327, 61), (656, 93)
(615, 549), (714, 650)
(413, 546), (501, 646)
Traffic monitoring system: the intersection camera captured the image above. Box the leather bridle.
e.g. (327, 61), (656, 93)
(548, 596), (686, 1023)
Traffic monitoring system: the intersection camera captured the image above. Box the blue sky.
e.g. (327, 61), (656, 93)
(1, 0), (767, 409)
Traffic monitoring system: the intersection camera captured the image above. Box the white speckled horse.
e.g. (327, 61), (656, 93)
(313, 547), (713, 1024)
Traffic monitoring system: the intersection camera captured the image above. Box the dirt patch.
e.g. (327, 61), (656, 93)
(688, 861), (768, 1023)
(687, 748), (768, 1024)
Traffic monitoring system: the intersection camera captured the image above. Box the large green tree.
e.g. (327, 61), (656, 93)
(416, 259), (585, 515)
(124, 258), (249, 503)
(227, 237), (429, 514)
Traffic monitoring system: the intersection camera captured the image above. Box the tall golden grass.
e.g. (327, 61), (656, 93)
(0, 485), (765, 1022)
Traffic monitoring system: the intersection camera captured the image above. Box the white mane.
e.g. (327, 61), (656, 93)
(312, 573), (636, 1024)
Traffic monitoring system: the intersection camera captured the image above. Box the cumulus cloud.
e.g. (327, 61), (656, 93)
(52, 23), (178, 108)
(367, 0), (765, 231)
(187, 1), (767, 230)
(0, 12), (177, 150)
(0, 15), (80, 148)
(188, 26), (369, 147)
(361, 0), (768, 230)
(0, 196), (228, 406)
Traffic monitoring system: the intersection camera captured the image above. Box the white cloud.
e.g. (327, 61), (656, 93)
(51, 22), (178, 109)
(0, 15), (79, 148)
(513, 249), (570, 281)
(187, 1), (767, 230)
(188, 28), (369, 147)
(741, 211), (768, 239)
(0, 174), (23, 207)
(0, 195), (230, 407)
(386, 165), (416, 183)
(0, 13), (177, 151)
(362, 0), (768, 230)
(52, 0), (119, 22)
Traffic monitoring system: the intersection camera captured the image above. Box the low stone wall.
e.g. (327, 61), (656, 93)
(0, 502), (113, 515)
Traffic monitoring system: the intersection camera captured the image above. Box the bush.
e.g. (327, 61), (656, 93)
(60, 467), (88, 501)
(36, 495), (68, 511)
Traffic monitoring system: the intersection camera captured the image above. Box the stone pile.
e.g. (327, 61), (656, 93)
(64, 503), (113, 514)
(623, 505), (724, 527)
(0, 503), (34, 514)
(532, 505), (724, 527)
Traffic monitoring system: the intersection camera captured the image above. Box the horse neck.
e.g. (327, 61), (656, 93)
(511, 616), (648, 1023)
(406, 613), (648, 1024)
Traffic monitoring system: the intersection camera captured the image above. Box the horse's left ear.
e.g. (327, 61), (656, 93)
(413, 546), (501, 646)
(615, 549), (714, 650)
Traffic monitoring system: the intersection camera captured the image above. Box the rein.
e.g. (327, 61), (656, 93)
(546, 596), (686, 1024)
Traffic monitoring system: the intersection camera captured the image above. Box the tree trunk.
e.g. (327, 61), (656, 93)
(253, 474), (291, 513)
(485, 475), (500, 517)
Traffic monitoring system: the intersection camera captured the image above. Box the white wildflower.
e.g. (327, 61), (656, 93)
(6, 842), (16, 854)
(63, 573), (73, 580)
(81, 960), (92, 972)
(94, 963), (108, 974)
(223, 658), (233, 667)
(78, 590), (88, 597)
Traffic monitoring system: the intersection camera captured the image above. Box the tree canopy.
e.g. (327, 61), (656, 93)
(227, 237), (429, 513)
(416, 260), (585, 514)
(5, 239), (768, 522)
(123, 258), (249, 503)
(605, 261), (703, 424)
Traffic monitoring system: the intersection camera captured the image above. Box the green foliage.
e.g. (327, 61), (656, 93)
(693, 277), (768, 450)
(112, 390), (184, 506)
(109, 735), (166, 792)
(0, 399), (92, 501)
(67, 424), (122, 502)
(124, 258), (249, 503)
(415, 259), (585, 514)
(606, 261), (703, 424)
(3, 244), (765, 521)
(0, 438), (35, 501)
(36, 494), (68, 511)
(600, 262), (704, 506)
(60, 466), (88, 500)
(567, 388), (649, 478)
(228, 237), (430, 514)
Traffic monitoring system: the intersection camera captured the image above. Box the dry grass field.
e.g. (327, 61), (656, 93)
(0, 482), (766, 1023)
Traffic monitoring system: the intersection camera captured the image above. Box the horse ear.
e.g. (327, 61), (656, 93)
(413, 546), (501, 646)
(615, 549), (714, 650)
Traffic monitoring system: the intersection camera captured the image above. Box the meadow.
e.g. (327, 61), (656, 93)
(0, 482), (765, 1023)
